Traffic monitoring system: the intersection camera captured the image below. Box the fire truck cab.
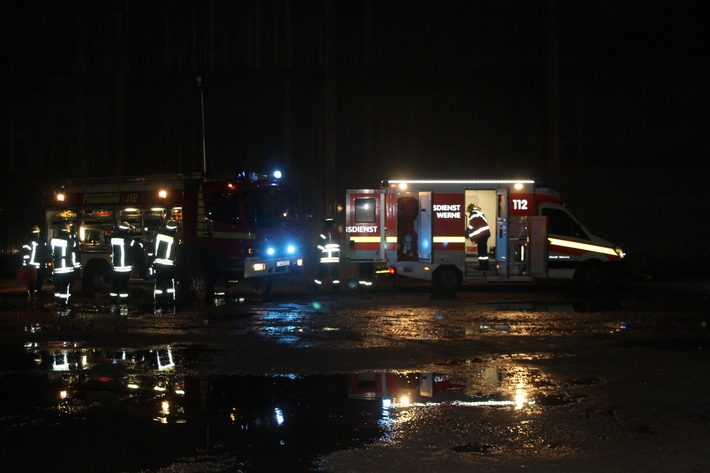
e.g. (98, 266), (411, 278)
(43, 171), (304, 300)
(345, 179), (624, 293)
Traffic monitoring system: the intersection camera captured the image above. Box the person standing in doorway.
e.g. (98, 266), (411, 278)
(467, 203), (491, 271)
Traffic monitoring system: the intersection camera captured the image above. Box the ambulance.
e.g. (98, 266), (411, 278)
(43, 171), (304, 300)
(345, 179), (625, 293)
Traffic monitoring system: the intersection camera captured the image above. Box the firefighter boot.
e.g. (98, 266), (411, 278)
(475, 259), (489, 271)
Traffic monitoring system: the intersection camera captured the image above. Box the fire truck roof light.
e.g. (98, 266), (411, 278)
(158, 189), (168, 198)
(56, 193), (65, 202)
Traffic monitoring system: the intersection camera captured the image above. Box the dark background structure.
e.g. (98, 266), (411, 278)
(2, 0), (708, 274)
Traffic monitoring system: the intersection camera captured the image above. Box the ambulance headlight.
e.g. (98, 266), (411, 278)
(615, 247), (625, 259)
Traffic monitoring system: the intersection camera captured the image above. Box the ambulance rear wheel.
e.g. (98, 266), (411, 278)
(433, 266), (461, 294)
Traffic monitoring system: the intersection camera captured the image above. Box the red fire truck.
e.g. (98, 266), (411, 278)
(345, 179), (624, 293)
(43, 171), (304, 300)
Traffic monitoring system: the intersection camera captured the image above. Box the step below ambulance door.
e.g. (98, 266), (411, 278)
(345, 189), (387, 263)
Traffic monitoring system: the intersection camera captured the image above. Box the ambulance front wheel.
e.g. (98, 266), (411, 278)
(573, 262), (605, 293)
(433, 266), (461, 294)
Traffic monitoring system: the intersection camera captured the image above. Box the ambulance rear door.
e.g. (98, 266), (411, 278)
(345, 189), (387, 263)
(418, 191), (432, 263)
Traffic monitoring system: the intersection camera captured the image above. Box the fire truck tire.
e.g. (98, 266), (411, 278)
(249, 276), (274, 295)
(82, 260), (113, 296)
(187, 270), (215, 303)
(433, 266), (461, 294)
(573, 263), (605, 293)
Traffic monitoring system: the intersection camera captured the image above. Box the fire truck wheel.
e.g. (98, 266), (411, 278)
(82, 260), (113, 296)
(433, 266), (461, 294)
(186, 269), (215, 303)
(249, 276), (274, 295)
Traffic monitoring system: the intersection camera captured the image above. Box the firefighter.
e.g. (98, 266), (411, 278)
(50, 222), (80, 309)
(313, 218), (340, 291)
(467, 203), (491, 270)
(110, 221), (136, 306)
(21, 225), (48, 300)
(152, 220), (179, 310)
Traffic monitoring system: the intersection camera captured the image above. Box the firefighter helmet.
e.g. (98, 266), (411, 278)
(61, 222), (71, 233)
(467, 203), (481, 214)
(118, 221), (131, 231)
(165, 220), (178, 231)
(31, 225), (40, 234)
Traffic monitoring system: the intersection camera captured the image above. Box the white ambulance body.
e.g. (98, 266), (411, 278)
(345, 179), (624, 292)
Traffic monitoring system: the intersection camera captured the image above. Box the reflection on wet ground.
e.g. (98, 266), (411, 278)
(0, 341), (583, 473)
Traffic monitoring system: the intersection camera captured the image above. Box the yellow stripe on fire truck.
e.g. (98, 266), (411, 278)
(548, 238), (618, 257)
(350, 236), (383, 243)
(433, 236), (467, 243)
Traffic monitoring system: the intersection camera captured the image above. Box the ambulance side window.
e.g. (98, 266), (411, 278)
(354, 198), (376, 223)
(541, 207), (588, 239)
(209, 193), (241, 224)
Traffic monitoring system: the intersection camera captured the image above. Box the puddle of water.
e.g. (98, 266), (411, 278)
(0, 342), (578, 472)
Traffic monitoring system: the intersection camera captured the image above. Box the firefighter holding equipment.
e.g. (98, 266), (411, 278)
(50, 222), (80, 308)
(313, 218), (340, 291)
(467, 203), (491, 271)
(21, 225), (49, 300)
(152, 220), (179, 310)
(110, 221), (136, 306)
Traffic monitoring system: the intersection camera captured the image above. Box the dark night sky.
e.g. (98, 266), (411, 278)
(2, 0), (709, 272)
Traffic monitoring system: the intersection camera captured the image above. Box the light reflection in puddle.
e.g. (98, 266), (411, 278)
(1, 341), (577, 472)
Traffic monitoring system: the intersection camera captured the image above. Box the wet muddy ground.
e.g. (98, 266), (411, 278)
(1, 275), (709, 472)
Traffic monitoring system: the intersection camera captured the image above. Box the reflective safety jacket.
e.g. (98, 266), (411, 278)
(153, 232), (177, 267)
(318, 225), (341, 264)
(22, 237), (48, 269)
(51, 233), (80, 274)
(467, 210), (491, 241)
(111, 234), (136, 273)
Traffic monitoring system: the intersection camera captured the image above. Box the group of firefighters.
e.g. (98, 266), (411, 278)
(21, 220), (179, 311)
(19, 202), (490, 306)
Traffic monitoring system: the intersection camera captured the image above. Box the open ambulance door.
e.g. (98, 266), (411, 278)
(345, 189), (387, 263)
(496, 188), (510, 277)
(527, 216), (548, 277)
(418, 191), (432, 263)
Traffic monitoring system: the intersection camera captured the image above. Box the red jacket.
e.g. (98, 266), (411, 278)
(467, 211), (490, 241)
